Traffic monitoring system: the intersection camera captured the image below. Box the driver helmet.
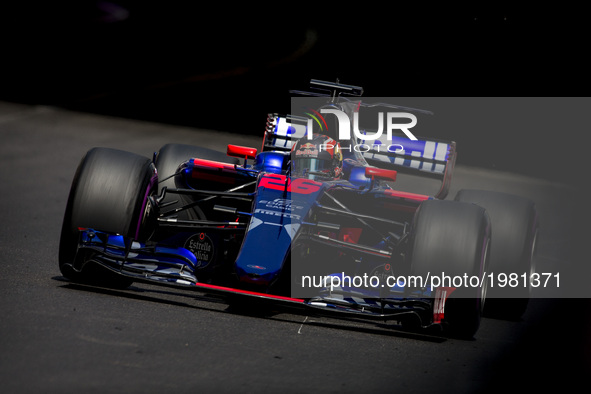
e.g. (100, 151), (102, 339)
(291, 134), (343, 178)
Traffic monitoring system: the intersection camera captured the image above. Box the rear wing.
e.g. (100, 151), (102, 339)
(360, 135), (457, 199)
(262, 113), (456, 199)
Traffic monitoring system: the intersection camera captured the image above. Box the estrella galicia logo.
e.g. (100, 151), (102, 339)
(184, 232), (214, 268)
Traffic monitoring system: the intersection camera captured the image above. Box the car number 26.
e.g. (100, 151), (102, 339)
(258, 175), (321, 194)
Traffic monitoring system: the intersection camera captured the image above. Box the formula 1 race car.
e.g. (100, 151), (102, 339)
(59, 80), (538, 338)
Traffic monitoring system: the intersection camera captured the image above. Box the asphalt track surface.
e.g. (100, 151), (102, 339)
(1, 101), (590, 393)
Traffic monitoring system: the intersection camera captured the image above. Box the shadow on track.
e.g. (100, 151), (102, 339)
(53, 276), (447, 343)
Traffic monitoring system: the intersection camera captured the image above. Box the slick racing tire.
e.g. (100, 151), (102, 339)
(154, 143), (239, 220)
(409, 200), (491, 339)
(455, 189), (538, 320)
(59, 148), (158, 288)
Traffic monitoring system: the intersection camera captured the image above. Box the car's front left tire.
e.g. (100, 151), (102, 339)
(59, 147), (157, 288)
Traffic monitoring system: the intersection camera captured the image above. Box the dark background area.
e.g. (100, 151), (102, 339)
(2, 2), (589, 184)
(1, 4), (589, 392)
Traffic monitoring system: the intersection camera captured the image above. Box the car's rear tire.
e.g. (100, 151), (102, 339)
(154, 143), (239, 220)
(455, 189), (538, 320)
(409, 199), (491, 339)
(59, 148), (157, 288)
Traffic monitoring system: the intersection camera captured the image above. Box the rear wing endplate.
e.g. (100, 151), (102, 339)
(360, 135), (457, 199)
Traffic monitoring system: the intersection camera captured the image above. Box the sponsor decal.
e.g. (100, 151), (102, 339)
(247, 265), (267, 270)
(258, 174), (322, 194)
(295, 142), (319, 157)
(184, 232), (214, 268)
(259, 198), (304, 212)
(254, 209), (301, 220)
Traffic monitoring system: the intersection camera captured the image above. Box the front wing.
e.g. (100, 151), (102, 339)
(68, 229), (447, 330)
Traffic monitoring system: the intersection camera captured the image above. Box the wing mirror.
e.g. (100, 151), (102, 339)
(364, 167), (397, 192)
(227, 145), (257, 166)
(365, 167), (397, 181)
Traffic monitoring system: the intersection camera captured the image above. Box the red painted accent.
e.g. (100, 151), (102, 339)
(340, 227), (362, 244)
(365, 167), (397, 181)
(193, 282), (305, 303)
(384, 189), (430, 201)
(433, 287), (456, 324)
(192, 158), (236, 171)
(191, 158), (238, 184)
(258, 174), (287, 190)
(258, 174), (322, 194)
(227, 144), (257, 160)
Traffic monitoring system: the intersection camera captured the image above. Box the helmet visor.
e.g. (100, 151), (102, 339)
(291, 158), (332, 176)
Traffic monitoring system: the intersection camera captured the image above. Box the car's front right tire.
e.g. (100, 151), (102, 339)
(409, 199), (491, 339)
